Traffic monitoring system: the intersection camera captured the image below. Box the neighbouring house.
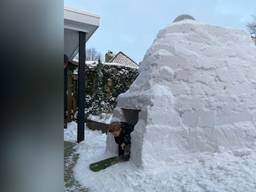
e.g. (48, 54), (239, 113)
(108, 51), (139, 69)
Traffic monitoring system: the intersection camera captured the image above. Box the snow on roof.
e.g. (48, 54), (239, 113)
(72, 52), (139, 69)
(109, 52), (138, 69)
(64, 6), (100, 33)
(72, 60), (138, 74)
(64, 7), (100, 59)
(103, 62), (138, 69)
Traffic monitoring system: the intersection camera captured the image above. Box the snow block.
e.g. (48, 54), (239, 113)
(107, 20), (256, 168)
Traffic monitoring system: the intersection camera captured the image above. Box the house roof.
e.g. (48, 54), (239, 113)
(109, 52), (138, 69)
(64, 7), (100, 59)
(71, 51), (139, 69)
(64, 6), (100, 36)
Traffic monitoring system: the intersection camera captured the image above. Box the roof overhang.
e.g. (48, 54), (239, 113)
(64, 7), (100, 59)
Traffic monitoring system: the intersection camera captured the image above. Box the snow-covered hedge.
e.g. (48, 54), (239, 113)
(85, 62), (139, 115)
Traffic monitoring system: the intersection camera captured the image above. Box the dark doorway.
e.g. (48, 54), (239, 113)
(121, 108), (140, 125)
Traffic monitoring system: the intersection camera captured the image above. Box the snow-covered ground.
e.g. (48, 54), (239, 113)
(64, 122), (256, 192)
(87, 113), (113, 124)
(63, 18), (256, 192)
(64, 121), (78, 142)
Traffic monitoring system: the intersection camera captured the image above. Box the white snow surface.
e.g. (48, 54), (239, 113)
(72, 60), (139, 74)
(66, 20), (256, 191)
(108, 20), (256, 168)
(72, 123), (256, 192)
(64, 121), (78, 142)
(87, 113), (113, 124)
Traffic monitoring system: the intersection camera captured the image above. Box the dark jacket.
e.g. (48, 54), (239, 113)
(114, 122), (134, 145)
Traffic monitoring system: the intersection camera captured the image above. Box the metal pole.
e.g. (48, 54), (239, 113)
(77, 31), (86, 143)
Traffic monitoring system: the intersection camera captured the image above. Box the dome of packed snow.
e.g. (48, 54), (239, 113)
(107, 19), (256, 168)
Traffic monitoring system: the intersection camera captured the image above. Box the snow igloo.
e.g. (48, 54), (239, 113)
(106, 18), (256, 168)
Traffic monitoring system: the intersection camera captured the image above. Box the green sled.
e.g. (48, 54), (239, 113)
(89, 156), (119, 172)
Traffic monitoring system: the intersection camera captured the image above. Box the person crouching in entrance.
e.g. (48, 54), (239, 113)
(108, 122), (134, 161)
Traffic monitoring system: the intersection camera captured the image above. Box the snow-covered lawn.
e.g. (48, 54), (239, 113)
(64, 121), (79, 143)
(64, 122), (256, 192)
(64, 141), (88, 192)
(87, 113), (113, 124)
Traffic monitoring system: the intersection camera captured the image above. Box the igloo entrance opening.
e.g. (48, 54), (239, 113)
(121, 108), (140, 125)
(106, 108), (142, 164)
(120, 108), (145, 166)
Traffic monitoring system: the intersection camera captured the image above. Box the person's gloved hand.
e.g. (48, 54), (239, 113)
(121, 143), (125, 150)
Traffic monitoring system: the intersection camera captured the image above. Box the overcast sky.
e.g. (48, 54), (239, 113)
(64, 0), (256, 63)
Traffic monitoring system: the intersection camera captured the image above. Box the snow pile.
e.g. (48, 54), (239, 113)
(104, 62), (139, 69)
(108, 20), (256, 168)
(87, 113), (113, 124)
(74, 125), (256, 192)
(64, 121), (78, 142)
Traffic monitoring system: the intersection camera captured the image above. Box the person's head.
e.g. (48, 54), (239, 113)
(108, 122), (122, 137)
